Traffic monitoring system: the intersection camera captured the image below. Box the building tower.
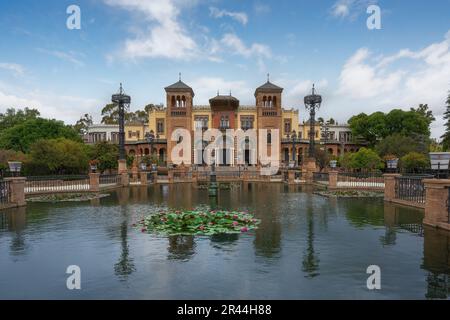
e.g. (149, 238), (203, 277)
(165, 75), (194, 165)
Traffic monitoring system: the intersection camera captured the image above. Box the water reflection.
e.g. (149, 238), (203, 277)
(1, 184), (450, 299)
(167, 235), (196, 261)
(302, 195), (320, 278)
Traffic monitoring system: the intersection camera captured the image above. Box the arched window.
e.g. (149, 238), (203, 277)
(267, 131), (272, 144)
(273, 96), (277, 108)
(268, 96), (272, 108)
(263, 96), (267, 108)
(176, 96), (181, 108)
(171, 96), (176, 108)
(181, 96), (186, 108)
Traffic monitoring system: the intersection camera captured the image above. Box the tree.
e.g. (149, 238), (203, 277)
(73, 113), (93, 135)
(25, 138), (89, 175)
(315, 147), (330, 171)
(375, 134), (424, 158)
(0, 118), (81, 153)
(441, 92), (450, 151)
(347, 148), (383, 170)
(348, 112), (387, 146)
(0, 108), (40, 133)
(88, 141), (119, 173)
(400, 152), (429, 172)
(410, 104), (435, 127)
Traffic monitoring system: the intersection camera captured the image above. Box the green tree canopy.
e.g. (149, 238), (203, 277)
(400, 152), (429, 172)
(340, 148), (383, 171)
(375, 133), (426, 159)
(349, 109), (431, 147)
(73, 113), (93, 135)
(0, 118), (81, 153)
(88, 141), (119, 173)
(25, 138), (89, 175)
(441, 92), (450, 151)
(0, 108), (40, 133)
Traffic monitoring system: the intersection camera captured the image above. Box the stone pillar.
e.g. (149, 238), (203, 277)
(152, 171), (158, 184)
(140, 171), (148, 186)
(118, 159), (127, 174)
(242, 169), (249, 181)
(423, 179), (450, 231)
(120, 172), (129, 187)
(304, 158), (316, 184)
(131, 164), (138, 183)
(168, 169), (174, 184)
(89, 173), (100, 192)
(383, 174), (401, 202)
(5, 177), (26, 207)
(288, 170), (295, 184)
(328, 171), (338, 189)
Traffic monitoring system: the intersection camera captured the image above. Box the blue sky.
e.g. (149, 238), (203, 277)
(0, 0), (449, 138)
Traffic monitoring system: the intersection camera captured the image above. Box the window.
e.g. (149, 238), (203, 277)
(157, 119), (165, 134)
(195, 116), (208, 130)
(240, 116), (254, 130)
(284, 120), (291, 134)
(128, 131), (132, 138)
(267, 132), (272, 144)
(220, 116), (229, 129)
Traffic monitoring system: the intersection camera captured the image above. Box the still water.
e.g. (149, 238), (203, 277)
(0, 183), (449, 299)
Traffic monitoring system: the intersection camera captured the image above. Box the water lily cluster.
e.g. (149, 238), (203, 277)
(135, 209), (261, 236)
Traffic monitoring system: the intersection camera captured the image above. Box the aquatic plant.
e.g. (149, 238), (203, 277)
(136, 209), (260, 236)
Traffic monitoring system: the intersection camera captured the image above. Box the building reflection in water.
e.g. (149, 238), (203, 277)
(252, 183), (282, 258)
(167, 235), (196, 261)
(302, 193), (320, 278)
(423, 226), (450, 299)
(113, 204), (136, 280)
(0, 206), (27, 255)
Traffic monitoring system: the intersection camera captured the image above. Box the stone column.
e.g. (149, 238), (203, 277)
(140, 171), (148, 186)
(131, 165), (139, 183)
(5, 177), (26, 207)
(423, 179), (450, 231)
(242, 169), (249, 182)
(120, 172), (129, 187)
(383, 174), (401, 202)
(304, 158), (316, 184)
(118, 159), (127, 174)
(89, 173), (100, 192)
(152, 171), (158, 184)
(328, 171), (338, 189)
(168, 169), (174, 184)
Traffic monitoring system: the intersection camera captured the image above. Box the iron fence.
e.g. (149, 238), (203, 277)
(394, 175), (433, 204)
(25, 175), (89, 194)
(0, 180), (11, 205)
(337, 171), (384, 188)
(99, 174), (120, 186)
(313, 172), (329, 182)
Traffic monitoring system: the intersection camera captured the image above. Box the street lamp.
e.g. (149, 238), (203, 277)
(111, 83), (131, 170)
(8, 161), (22, 177)
(304, 84), (322, 158)
(330, 160), (337, 169)
(145, 130), (155, 161)
(291, 130), (297, 167)
(386, 158), (399, 173)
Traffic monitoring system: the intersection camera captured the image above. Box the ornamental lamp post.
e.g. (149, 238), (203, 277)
(145, 131), (155, 162)
(330, 160), (337, 169)
(7, 161), (22, 177)
(386, 158), (399, 173)
(291, 130), (297, 168)
(111, 83), (131, 173)
(304, 84), (322, 159)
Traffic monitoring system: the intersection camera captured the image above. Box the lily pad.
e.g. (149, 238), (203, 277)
(136, 208), (261, 236)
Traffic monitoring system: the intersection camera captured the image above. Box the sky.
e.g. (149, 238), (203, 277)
(0, 0), (449, 138)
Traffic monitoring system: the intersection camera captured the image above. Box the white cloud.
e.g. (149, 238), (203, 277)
(220, 33), (271, 59)
(190, 77), (252, 105)
(334, 30), (450, 138)
(0, 86), (101, 124)
(209, 7), (248, 26)
(103, 0), (199, 60)
(331, 0), (377, 19)
(254, 3), (271, 15)
(37, 48), (85, 67)
(0, 63), (25, 77)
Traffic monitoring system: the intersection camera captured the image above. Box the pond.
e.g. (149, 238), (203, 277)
(0, 183), (449, 299)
